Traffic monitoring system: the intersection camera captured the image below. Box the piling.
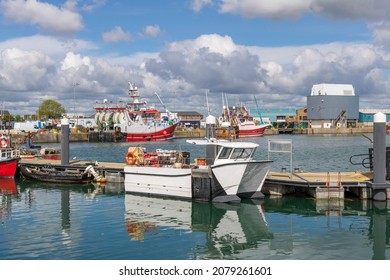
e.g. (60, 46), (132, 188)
(61, 117), (70, 165)
(205, 115), (217, 165)
(367, 112), (390, 201)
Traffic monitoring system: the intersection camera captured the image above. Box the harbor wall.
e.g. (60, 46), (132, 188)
(3, 126), (375, 144)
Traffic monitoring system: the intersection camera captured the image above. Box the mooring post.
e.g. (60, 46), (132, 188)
(205, 115), (217, 164)
(61, 116), (70, 165)
(368, 112), (390, 201)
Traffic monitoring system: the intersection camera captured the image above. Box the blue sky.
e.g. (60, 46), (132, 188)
(1, 0), (390, 117)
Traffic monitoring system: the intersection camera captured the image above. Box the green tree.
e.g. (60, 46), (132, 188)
(39, 99), (66, 120)
(14, 115), (24, 122)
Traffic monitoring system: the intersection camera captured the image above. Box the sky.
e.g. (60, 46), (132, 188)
(1, 0), (390, 118)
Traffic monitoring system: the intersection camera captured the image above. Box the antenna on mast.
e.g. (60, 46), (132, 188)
(205, 89), (211, 115)
(254, 96), (264, 124)
(154, 92), (167, 112)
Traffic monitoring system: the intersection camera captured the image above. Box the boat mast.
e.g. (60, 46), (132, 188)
(254, 96), (264, 125)
(127, 82), (145, 111)
(154, 92), (168, 113)
(206, 89), (211, 116)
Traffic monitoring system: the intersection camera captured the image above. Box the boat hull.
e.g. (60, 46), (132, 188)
(0, 158), (19, 178)
(238, 124), (267, 137)
(211, 160), (272, 200)
(20, 165), (92, 184)
(124, 160), (272, 202)
(124, 122), (178, 142)
(124, 166), (192, 198)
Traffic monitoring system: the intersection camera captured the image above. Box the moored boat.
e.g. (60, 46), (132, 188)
(219, 105), (270, 138)
(20, 147), (61, 160)
(0, 135), (20, 178)
(94, 82), (180, 142)
(123, 138), (272, 203)
(20, 165), (93, 184)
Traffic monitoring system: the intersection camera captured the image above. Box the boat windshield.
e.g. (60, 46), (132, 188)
(218, 147), (232, 159)
(217, 147), (254, 160)
(230, 148), (254, 159)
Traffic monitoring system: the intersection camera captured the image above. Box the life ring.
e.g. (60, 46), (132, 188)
(126, 152), (136, 165)
(0, 136), (8, 148)
(336, 122), (341, 128)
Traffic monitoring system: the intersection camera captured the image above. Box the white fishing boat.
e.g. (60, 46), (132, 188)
(123, 138), (272, 203)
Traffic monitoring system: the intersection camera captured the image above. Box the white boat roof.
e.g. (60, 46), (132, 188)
(186, 139), (259, 148)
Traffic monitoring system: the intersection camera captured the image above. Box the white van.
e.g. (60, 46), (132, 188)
(13, 122), (39, 132)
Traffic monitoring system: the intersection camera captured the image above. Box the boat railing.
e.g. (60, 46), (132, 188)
(349, 153), (371, 169)
(350, 146), (390, 180)
(1, 148), (20, 159)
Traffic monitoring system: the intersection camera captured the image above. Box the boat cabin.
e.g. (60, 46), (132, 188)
(186, 139), (258, 165)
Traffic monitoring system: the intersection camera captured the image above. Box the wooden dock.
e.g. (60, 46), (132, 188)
(19, 158), (383, 200)
(264, 170), (378, 199)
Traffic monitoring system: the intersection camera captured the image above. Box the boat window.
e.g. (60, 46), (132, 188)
(231, 148), (253, 159)
(218, 147), (232, 159)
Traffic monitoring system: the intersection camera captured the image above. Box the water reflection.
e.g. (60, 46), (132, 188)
(124, 194), (271, 259)
(124, 194), (390, 259)
(0, 179), (18, 224)
(3, 177), (390, 260)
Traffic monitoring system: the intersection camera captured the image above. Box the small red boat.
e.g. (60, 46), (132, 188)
(1, 136), (21, 178)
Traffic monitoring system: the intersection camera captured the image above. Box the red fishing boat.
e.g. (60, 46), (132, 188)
(0, 135), (20, 178)
(94, 82), (180, 142)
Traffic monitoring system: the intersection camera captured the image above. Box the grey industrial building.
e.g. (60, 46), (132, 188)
(307, 84), (359, 128)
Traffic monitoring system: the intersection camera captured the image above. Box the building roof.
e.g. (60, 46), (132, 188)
(0, 110), (10, 116)
(359, 108), (390, 114)
(311, 84), (355, 96)
(176, 111), (203, 116)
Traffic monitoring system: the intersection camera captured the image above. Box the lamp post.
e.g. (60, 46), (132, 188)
(72, 83), (80, 126)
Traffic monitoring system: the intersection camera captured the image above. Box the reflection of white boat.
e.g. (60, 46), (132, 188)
(124, 138), (272, 203)
(124, 193), (271, 250)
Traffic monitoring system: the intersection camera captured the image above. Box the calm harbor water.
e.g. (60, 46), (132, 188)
(1, 134), (390, 260)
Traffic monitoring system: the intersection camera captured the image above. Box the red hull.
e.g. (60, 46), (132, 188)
(238, 125), (267, 137)
(125, 123), (178, 142)
(0, 158), (19, 178)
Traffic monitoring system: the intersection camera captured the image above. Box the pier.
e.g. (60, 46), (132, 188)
(18, 157), (380, 200)
(15, 113), (390, 201)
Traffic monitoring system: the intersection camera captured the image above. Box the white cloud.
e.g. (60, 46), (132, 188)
(191, 0), (213, 12)
(219, 0), (313, 19)
(0, 48), (53, 91)
(60, 52), (94, 73)
(2, 34), (390, 115)
(144, 25), (161, 38)
(214, 0), (390, 21)
(102, 26), (131, 43)
(0, 35), (98, 58)
(0, 0), (84, 35)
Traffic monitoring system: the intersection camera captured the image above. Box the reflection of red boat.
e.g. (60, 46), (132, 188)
(94, 82), (180, 142)
(0, 148), (20, 178)
(0, 178), (18, 195)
